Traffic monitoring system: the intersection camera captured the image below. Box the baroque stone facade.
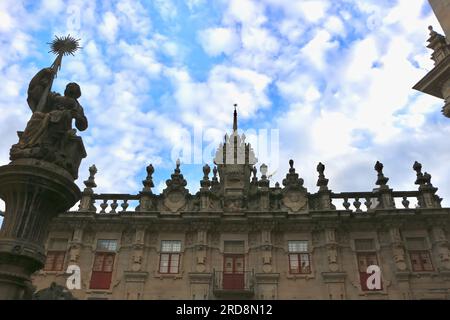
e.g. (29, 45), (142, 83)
(31, 111), (450, 300)
(414, 2), (450, 117)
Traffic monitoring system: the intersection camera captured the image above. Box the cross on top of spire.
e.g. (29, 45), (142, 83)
(233, 103), (238, 133)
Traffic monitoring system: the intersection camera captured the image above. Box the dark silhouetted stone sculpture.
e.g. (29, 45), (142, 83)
(0, 35), (85, 299)
(9, 71), (87, 179)
(33, 282), (77, 300)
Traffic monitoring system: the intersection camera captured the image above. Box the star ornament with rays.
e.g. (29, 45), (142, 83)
(34, 35), (82, 112)
(48, 35), (82, 73)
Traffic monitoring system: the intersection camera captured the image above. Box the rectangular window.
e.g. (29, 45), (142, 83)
(44, 251), (66, 271)
(159, 240), (181, 274)
(406, 238), (433, 272)
(357, 253), (382, 291)
(357, 252), (383, 291)
(355, 239), (375, 251)
(410, 251), (434, 271)
(90, 240), (117, 289)
(354, 239), (381, 291)
(406, 237), (427, 250)
(288, 241), (311, 274)
(97, 239), (118, 251)
(224, 241), (245, 254)
(44, 238), (68, 271)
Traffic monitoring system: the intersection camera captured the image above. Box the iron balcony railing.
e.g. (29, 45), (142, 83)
(212, 270), (254, 294)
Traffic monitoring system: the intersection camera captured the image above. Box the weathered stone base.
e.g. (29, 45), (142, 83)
(0, 160), (80, 299)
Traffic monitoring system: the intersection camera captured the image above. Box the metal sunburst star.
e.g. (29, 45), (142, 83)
(48, 34), (82, 56)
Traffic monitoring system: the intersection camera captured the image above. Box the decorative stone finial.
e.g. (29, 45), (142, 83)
(289, 159), (295, 174)
(412, 161), (440, 208)
(374, 161), (389, 187)
(79, 164), (97, 211)
(210, 165), (220, 193)
(413, 161), (434, 187)
(283, 159), (304, 188)
(250, 166), (258, 185)
(259, 164), (269, 187)
(212, 166), (218, 181)
(316, 162), (329, 190)
(83, 164), (97, 190)
(163, 160), (188, 200)
(203, 164), (210, 180)
(413, 161), (426, 186)
(260, 163), (268, 177)
(200, 164), (211, 190)
(317, 162), (325, 175)
(413, 161), (422, 174)
(175, 158), (181, 173)
(142, 164), (154, 192)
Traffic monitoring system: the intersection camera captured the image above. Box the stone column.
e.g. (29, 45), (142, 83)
(0, 160), (80, 299)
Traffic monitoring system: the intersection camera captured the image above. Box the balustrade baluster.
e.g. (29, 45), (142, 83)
(99, 199), (108, 213)
(121, 199), (129, 212)
(110, 199), (118, 213)
(353, 197), (362, 212)
(364, 197), (372, 210)
(402, 196), (410, 208)
(343, 197), (351, 211)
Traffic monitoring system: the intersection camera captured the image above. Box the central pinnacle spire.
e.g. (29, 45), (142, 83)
(233, 103), (238, 132)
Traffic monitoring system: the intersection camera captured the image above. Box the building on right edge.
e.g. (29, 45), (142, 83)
(413, 0), (450, 117)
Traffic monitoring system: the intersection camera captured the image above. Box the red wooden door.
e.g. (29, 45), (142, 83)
(223, 254), (245, 290)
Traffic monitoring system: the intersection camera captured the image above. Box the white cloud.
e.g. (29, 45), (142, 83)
(186, 0), (205, 11)
(224, 0), (267, 26)
(325, 16), (345, 36)
(116, 0), (152, 36)
(297, 0), (329, 22)
(40, 0), (64, 14)
(300, 30), (338, 70)
(198, 27), (240, 56)
(0, 11), (14, 32)
(277, 19), (306, 43)
(166, 64), (272, 130)
(99, 11), (119, 43)
(154, 0), (178, 20)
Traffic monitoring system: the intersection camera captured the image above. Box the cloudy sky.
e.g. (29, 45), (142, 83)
(0, 0), (448, 223)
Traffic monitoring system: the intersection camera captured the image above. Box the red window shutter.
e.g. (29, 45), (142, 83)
(410, 251), (434, 271)
(90, 271), (113, 290)
(44, 251), (66, 271)
(359, 271), (370, 291)
(90, 253), (115, 289)
(421, 252), (434, 271)
(357, 253), (382, 291)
